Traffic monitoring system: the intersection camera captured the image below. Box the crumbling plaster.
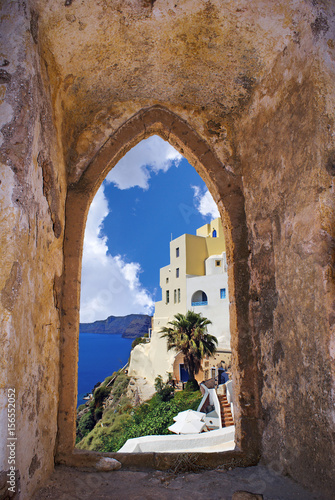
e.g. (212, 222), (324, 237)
(0, 0), (335, 498)
(0, 1), (65, 496)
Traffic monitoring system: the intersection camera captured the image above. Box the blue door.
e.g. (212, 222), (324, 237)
(179, 364), (189, 382)
(218, 369), (229, 384)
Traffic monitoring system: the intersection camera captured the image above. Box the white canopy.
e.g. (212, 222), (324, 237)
(168, 409), (207, 434)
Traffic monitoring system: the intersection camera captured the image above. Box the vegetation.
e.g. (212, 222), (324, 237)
(154, 374), (174, 402)
(75, 370), (130, 443)
(160, 310), (218, 383)
(131, 333), (149, 350)
(76, 372), (202, 452)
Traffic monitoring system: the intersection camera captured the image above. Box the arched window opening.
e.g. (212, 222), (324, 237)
(212, 229), (217, 238)
(74, 134), (234, 455)
(58, 107), (256, 469)
(191, 290), (208, 306)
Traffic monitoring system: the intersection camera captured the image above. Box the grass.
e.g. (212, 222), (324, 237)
(76, 374), (202, 452)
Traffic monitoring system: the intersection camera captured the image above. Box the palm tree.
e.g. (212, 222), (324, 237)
(160, 310), (218, 383)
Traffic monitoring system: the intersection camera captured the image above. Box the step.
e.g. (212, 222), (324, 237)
(218, 395), (234, 427)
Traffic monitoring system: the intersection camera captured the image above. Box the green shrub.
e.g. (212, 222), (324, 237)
(94, 407), (103, 420)
(154, 375), (174, 402)
(111, 374), (129, 400)
(76, 372), (203, 454)
(103, 374), (116, 386)
(94, 386), (111, 406)
(185, 379), (200, 391)
(131, 336), (147, 350)
(77, 410), (95, 440)
(154, 375), (164, 393)
(99, 389), (202, 452)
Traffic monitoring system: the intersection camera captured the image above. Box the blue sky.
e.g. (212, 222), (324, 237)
(80, 135), (219, 323)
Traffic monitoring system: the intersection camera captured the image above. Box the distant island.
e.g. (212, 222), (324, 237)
(79, 314), (152, 339)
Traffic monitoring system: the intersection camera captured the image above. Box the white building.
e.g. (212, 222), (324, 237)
(128, 218), (231, 386)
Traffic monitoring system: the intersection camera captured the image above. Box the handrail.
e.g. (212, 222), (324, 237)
(105, 362), (129, 388)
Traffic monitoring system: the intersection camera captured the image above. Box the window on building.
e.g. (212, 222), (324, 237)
(220, 288), (226, 299)
(178, 288), (181, 303)
(176, 247), (179, 257)
(166, 277), (169, 284)
(176, 268), (179, 278)
(215, 260), (221, 267)
(166, 290), (170, 304)
(212, 229), (217, 238)
(191, 290), (208, 306)
(174, 289), (177, 303)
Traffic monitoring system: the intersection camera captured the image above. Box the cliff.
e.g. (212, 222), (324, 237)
(79, 314), (152, 339)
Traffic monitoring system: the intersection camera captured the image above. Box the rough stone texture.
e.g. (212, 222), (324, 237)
(95, 457), (122, 472)
(32, 465), (321, 500)
(0, 1), (65, 498)
(232, 491), (263, 500)
(0, 470), (20, 499)
(0, 0), (334, 499)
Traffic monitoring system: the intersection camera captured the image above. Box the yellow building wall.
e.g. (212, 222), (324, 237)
(196, 218), (225, 239)
(196, 222), (211, 237)
(185, 234), (208, 276)
(197, 220), (225, 254)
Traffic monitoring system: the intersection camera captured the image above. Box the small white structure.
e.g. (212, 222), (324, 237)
(168, 410), (207, 434)
(118, 426), (235, 453)
(119, 380), (235, 454)
(168, 384), (222, 435)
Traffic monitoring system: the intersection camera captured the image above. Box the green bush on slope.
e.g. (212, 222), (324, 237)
(77, 385), (202, 452)
(76, 370), (130, 445)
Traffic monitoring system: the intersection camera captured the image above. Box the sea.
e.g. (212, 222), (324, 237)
(77, 332), (134, 407)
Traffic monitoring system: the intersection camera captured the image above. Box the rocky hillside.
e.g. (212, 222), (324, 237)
(80, 314), (152, 339)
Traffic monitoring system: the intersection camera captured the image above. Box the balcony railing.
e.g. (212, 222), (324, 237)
(192, 301), (208, 306)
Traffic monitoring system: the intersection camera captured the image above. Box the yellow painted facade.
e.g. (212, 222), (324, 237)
(154, 217), (226, 326)
(129, 218), (229, 385)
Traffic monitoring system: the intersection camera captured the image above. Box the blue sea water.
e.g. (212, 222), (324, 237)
(77, 333), (134, 406)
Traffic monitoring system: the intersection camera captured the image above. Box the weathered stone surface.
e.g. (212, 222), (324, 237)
(0, 0), (334, 499)
(0, 470), (20, 499)
(95, 458), (122, 472)
(232, 491), (263, 500)
(32, 465), (321, 500)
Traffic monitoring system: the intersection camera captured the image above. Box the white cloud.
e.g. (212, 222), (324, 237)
(105, 135), (182, 190)
(80, 184), (154, 323)
(192, 185), (220, 219)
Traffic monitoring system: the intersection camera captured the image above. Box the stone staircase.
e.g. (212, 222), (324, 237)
(218, 394), (234, 427)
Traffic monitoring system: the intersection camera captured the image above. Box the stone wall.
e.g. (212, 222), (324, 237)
(235, 31), (335, 494)
(0, 1), (65, 497)
(0, 0), (334, 498)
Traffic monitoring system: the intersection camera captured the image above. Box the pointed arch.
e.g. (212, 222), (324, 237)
(56, 106), (260, 468)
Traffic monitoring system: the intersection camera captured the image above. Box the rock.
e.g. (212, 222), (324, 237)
(80, 314), (151, 338)
(95, 458), (122, 472)
(232, 492), (263, 500)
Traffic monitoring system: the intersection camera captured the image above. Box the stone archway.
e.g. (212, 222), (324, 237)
(56, 105), (260, 466)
